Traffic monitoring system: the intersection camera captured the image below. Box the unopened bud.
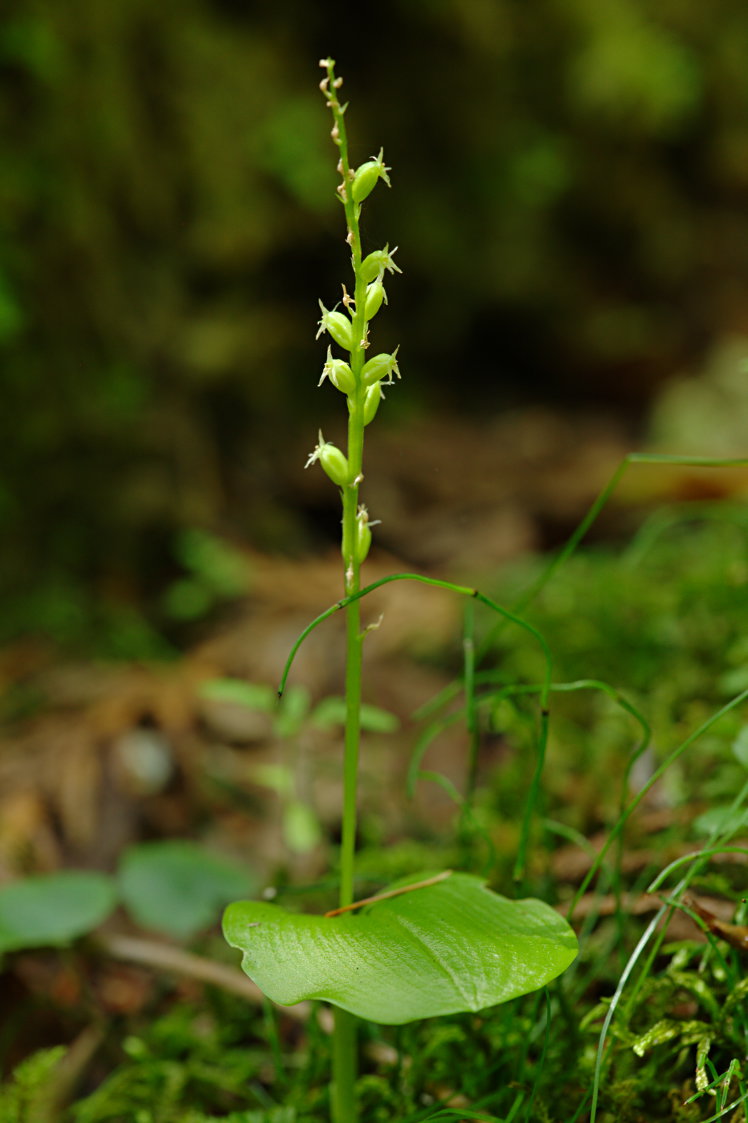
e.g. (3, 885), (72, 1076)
(362, 381), (382, 426)
(362, 346), (400, 388)
(356, 514), (372, 562)
(319, 347), (355, 395)
(364, 279), (387, 320)
(316, 301), (354, 351)
(351, 149), (391, 204)
(342, 505), (374, 563)
(360, 245), (401, 285)
(305, 431), (351, 487)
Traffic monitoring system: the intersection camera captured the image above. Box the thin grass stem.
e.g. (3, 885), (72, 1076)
(513, 452), (748, 615)
(568, 686), (748, 920)
(476, 453), (748, 664)
(463, 598), (478, 789)
(278, 572), (553, 882)
(589, 766), (748, 1119)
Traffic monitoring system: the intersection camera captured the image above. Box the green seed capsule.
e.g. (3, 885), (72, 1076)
(362, 347), (400, 388)
(364, 279), (386, 320)
(329, 362), (355, 394)
(351, 164), (380, 205)
(356, 518), (372, 562)
(343, 506), (373, 563)
(320, 348), (355, 395)
(351, 148), (391, 204)
(360, 252), (386, 285)
(362, 381), (382, 426)
(359, 245), (401, 284)
(325, 311), (354, 351)
(319, 443), (350, 486)
(305, 431), (351, 487)
(317, 302), (354, 351)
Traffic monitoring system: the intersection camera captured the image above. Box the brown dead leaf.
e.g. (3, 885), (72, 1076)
(681, 893), (748, 953)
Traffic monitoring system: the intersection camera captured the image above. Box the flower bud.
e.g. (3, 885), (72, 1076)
(319, 347), (355, 395)
(351, 148), (391, 204)
(362, 381), (382, 426)
(305, 431), (351, 487)
(364, 279), (387, 320)
(342, 506), (374, 563)
(362, 346), (400, 388)
(319, 444), (350, 486)
(356, 517), (372, 563)
(316, 301), (354, 351)
(360, 245), (401, 284)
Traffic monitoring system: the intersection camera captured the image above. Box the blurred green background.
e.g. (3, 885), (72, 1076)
(2, 0), (748, 654)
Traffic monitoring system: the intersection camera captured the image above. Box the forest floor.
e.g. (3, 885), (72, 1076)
(3, 406), (748, 1122)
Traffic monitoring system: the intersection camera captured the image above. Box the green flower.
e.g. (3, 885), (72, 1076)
(305, 431), (351, 487)
(351, 148), (392, 204)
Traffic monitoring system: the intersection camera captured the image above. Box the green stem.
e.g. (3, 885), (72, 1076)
(339, 401), (364, 923)
(280, 573), (552, 695)
(571, 684), (748, 922)
(321, 57), (370, 1122)
(589, 766), (748, 1123)
(461, 598), (479, 820)
(332, 1007), (357, 1123)
(340, 583), (362, 909)
(279, 570), (554, 882)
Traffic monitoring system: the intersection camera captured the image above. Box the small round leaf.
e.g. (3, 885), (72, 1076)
(0, 872), (116, 954)
(224, 872), (577, 1024)
(120, 841), (255, 940)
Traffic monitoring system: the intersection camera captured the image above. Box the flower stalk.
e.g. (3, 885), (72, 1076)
(311, 56), (401, 1122)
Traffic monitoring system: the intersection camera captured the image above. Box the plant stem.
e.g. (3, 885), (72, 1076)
(336, 399), (364, 1123)
(462, 598), (479, 810)
(321, 57), (369, 1121)
(339, 557), (362, 909)
(332, 1007), (357, 1122)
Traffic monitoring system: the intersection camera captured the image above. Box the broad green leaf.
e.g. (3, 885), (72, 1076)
(310, 696), (400, 733)
(251, 762), (293, 795)
(223, 872), (577, 1024)
(692, 805), (748, 838)
(282, 799), (322, 854)
(274, 685), (310, 737)
(0, 872), (116, 954)
(358, 703), (399, 732)
(175, 528), (252, 594)
(200, 679), (277, 712)
(119, 841), (255, 940)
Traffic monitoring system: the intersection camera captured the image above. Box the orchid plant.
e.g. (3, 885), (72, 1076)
(223, 58), (578, 1123)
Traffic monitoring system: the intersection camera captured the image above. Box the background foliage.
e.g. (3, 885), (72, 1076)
(3, 0), (748, 648)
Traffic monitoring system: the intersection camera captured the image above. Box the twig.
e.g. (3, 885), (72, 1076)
(324, 870), (452, 917)
(94, 931), (320, 1025)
